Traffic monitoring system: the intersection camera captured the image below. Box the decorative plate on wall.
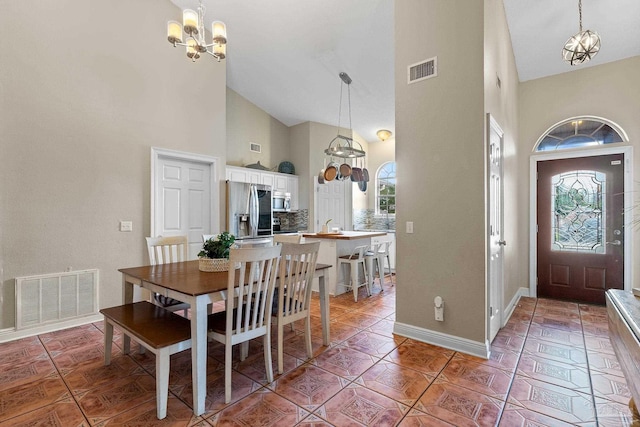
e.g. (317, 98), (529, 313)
(278, 161), (295, 174)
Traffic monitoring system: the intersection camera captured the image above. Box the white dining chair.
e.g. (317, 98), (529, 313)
(206, 245), (281, 403)
(273, 233), (302, 244)
(145, 236), (190, 316)
(338, 245), (371, 302)
(272, 241), (320, 374)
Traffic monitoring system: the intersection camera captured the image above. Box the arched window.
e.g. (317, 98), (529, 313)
(534, 117), (627, 152)
(376, 162), (396, 214)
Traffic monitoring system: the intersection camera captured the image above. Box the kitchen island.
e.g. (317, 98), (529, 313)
(606, 289), (640, 423)
(302, 231), (388, 296)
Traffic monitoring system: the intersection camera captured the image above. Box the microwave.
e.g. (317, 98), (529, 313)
(272, 191), (291, 212)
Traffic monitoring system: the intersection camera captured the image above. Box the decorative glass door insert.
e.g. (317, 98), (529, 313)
(551, 170), (605, 253)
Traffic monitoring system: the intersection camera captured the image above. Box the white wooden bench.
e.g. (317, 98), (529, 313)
(100, 301), (192, 419)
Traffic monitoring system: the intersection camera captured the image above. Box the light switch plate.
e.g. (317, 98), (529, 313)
(120, 221), (133, 232)
(406, 221), (414, 234)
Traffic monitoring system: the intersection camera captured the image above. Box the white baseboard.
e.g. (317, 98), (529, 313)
(393, 321), (490, 359)
(502, 287), (531, 327)
(0, 314), (103, 344)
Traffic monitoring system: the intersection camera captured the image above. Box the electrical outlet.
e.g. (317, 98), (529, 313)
(120, 221), (133, 232)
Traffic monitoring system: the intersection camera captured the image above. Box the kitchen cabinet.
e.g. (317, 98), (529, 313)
(225, 165), (260, 184)
(226, 165), (299, 211)
(274, 174), (288, 192)
(287, 176), (299, 211)
(260, 172), (275, 188)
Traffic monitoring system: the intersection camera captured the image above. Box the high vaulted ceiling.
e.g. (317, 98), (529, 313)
(169, 0), (640, 143)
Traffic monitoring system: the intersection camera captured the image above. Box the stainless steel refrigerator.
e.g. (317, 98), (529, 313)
(226, 181), (273, 242)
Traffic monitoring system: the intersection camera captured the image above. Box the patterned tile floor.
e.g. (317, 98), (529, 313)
(0, 279), (636, 426)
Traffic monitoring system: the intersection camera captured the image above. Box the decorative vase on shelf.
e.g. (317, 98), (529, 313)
(198, 257), (229, 272)
(321, 225), (328, 234)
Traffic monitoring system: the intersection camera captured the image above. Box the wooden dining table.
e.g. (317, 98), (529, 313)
(118, 260), (331, 417)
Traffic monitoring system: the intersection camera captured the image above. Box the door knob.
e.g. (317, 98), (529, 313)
(497, 240), (507, 246)
(606, 240), (622, 246)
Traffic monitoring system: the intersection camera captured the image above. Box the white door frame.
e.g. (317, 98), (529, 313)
(529, 145), (633, 297)
(151, 147), (221, 238)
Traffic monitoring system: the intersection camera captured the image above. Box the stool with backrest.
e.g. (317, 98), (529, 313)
(377, 240), (394, 286)
(146, 236), (191, 316)
(364, 243), (384, 292)
(273, 241), (320, 374)
(207, 245), (281, 403)
(338, 245), (371, 302)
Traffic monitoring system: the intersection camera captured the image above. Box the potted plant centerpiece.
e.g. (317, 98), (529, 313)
(198, 232), (236, 272)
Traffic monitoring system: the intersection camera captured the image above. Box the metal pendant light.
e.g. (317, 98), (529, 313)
(324, 72), (366, 159)
(562, 0), (601, 66)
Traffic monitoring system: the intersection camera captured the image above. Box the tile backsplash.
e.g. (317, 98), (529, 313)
(274, 209), (309, 231)
(353, 209), (396, 231)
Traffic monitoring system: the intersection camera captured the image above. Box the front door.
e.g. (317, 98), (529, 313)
(537, 154), (624, 304)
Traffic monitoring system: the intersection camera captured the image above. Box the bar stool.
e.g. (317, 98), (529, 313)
(365, 243), (383, 292)
(376, 241), (395, 286)
(338, 245), (371, 302)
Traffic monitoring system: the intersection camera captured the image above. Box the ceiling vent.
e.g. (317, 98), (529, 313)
(408, 57), (437, 84)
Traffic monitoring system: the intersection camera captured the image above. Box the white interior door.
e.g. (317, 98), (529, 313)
(488, 115), (505, 343)
(315, 179), (350, 232)
(152, 149), (219, 259)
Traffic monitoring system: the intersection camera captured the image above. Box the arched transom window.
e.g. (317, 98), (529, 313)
(377, 162), (396, 214)
(535, 117), (627, 152)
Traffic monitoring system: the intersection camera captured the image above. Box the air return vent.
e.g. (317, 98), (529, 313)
(249, 142), (261, 153)
(408, 57), (437, 84)
(15, 269), (99, 330)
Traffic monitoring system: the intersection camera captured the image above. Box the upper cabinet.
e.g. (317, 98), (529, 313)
(226, 165), (299, 211)
(226, 166), (261, 184)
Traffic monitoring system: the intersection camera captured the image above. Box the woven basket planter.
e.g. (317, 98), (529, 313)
(198, 257), (229, 272)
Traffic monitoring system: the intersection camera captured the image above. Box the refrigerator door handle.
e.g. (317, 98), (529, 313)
(250, 186), (259, 236)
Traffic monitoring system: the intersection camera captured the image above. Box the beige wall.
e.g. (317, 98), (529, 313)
(226, 88), (291, 169)
(395, 0), (486, 343)
(362, 138), (396, 211)
(0, 0), (227, 330)
(519, 57), (640, 288)
(484, 0), (522, 315)
(290, 122), (312, 211)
